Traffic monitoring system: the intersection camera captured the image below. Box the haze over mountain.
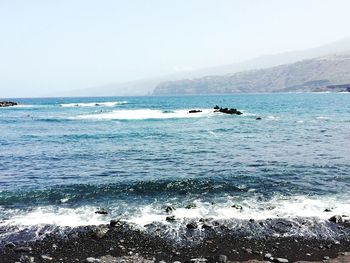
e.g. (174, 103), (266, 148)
(153, 52), (350, 95)
(66, 37), (350, 97)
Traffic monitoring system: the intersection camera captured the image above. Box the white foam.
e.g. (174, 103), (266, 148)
(266, 115), (280, 120)
(1, 196), (349, 229)
(127, 195), (350, 225)
(73, 109), (215, 120)
(0, 206), (106, 227)
(60, 101), (127, 107)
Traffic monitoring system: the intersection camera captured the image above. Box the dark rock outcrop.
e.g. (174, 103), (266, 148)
(0, 101), (17, 107)
(188, 110), (202, 113)
(214, 106), (243, 115)
(95, 209), (108, 215)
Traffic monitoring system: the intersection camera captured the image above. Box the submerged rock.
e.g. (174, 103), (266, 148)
(256, 117), (262, 120)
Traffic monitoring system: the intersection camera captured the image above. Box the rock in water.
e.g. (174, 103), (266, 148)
(185, 203), (197, 209)
(231, 204), (243, 210)
(166, 215), (176, 222)
(0, 101), (17, 107)
(189, 110), (202, 113)
(329, 215), (343, 223)
(165, 205), (176, 213)
(186, 221), (198, 229)
(95, 209), (108, 215)
(213, 105), (242, 115)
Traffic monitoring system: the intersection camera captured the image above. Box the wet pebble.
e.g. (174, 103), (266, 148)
(264, 253), (273, 259)
(41, 255), (53, 261)
(86, 257), (101, 263)
(14, 246), (32, 253)
(218, 254), (227, 263)
(5, 242), (16, 248)
(166, 216), (176, 222)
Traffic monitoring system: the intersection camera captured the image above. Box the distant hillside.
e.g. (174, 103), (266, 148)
(153, 52), (350, 95)
(59, 37), (350, 97)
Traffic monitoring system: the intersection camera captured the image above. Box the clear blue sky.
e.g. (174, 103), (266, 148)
(1, 0), (350, 97)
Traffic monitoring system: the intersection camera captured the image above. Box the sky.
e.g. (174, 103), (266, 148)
(1, 0), (350, 98)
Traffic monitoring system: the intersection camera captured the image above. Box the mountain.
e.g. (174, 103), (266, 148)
(60, 37), (350, 97)
(152, 52), (350, 95)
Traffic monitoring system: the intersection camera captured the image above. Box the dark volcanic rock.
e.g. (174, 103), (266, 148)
(95, 209), (108, 215)
(256, 117), (262, 120)
(329, 215), (343, 223)
(166, 215), (176, 222)
(186, 221), (198, 229)
(109, 220), (121, 228)
(14, 246), (32, 252)
(189, 110), (202, 113)
(165, 205), (176, 213)
(213, 106), (243, 115)
(0, 101), (17, 107)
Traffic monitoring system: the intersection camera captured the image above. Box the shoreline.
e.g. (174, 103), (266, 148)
(1, 219), (349, 263)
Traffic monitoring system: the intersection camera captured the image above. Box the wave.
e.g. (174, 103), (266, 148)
(73, 109), (215, 120)
(60, 101), (128, 107)
(0, 194), (349, 244)
(1, 194), (349, 227)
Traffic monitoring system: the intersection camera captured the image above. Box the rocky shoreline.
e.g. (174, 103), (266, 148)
(1, 218), (349, 263)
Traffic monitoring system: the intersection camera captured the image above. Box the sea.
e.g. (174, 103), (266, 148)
(0, 93), (350, 243)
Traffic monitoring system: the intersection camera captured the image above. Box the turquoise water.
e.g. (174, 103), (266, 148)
(0, 94), (350, 240)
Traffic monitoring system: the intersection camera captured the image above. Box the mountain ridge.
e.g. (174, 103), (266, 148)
(152, 52), (350, 95)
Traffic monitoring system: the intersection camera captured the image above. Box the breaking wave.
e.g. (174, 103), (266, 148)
(73, 109), (215, 120)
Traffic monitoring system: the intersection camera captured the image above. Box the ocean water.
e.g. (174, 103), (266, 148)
(0, 93), (350, 242)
